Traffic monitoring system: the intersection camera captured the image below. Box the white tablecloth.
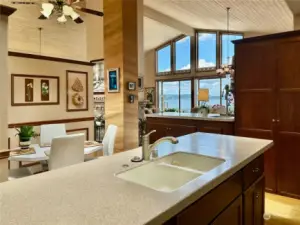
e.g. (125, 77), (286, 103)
(9, 144), (103, 162)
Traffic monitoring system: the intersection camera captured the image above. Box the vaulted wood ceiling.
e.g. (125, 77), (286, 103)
(144, 0), (293, 33)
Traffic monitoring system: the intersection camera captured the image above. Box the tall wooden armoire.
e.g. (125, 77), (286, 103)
(234, 30), (300, 198)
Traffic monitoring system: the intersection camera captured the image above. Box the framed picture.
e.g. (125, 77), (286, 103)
(93, 60), (104, 94)
(138, 77), (144, 90)
(67, 128), (89, 141)
(128, 82), (136, 90)
(145, 87), (156, 105)
(66, 70), (88, 112)
(11, 74), (59, 106)
(107, 68), (120, 93)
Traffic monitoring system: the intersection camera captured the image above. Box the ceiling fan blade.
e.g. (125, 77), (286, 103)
(74, 17), (84, 24)
(74, 6), (103, 17)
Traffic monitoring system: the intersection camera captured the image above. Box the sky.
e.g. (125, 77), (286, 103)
(157, 33), (242, 97)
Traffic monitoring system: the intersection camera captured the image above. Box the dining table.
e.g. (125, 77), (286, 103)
(9, 144), (103, 162)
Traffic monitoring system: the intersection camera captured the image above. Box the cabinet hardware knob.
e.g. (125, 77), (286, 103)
(277, 119), (280, 123)
(252, 168), (260, 173)
(255, 193), (260, 199)
(272, 119), (276, 122)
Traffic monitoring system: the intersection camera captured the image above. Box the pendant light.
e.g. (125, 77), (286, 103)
(216, 7), (234, 77)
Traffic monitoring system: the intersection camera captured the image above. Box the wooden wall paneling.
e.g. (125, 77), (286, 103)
(104, 0), (139, 151)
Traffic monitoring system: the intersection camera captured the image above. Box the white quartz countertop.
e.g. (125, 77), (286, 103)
(146, 112), (235, 122)
(0, 133), (272, 225)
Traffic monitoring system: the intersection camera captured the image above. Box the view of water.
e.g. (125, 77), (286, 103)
(162, 95), (223, 112)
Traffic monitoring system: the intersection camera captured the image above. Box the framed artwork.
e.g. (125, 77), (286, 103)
(66, 70), (88, 112)
(93, 61), (104, 94)
(67, 128), (89, 140)
(138, 77), (144, 90)
(128, 82), (136, 90)
(107, 68), (120, 93)
(11, 74), (59, 106)
(145, 87), (156, 105)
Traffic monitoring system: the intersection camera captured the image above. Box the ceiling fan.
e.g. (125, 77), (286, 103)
(10, 0), (103, 24)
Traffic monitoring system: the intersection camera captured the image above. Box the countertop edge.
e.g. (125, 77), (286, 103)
(147, 141), (273, 224)
(146, 113), (235, 122)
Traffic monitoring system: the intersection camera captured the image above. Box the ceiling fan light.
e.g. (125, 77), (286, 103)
(57, 15), (67, 23)
(74, 17), (84, 24)
(70, 11), (80, 20)
(40, 3), (54, 18)
(63, 5), (73, 16)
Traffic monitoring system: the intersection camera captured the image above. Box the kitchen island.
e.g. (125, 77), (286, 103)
(146, 113), (235, 143)
(0, 133), (272, 225)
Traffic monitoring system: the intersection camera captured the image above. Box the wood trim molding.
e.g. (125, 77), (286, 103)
(233, 30), (300, 44)
(11, 74), (60, 106)
(0, 150), (10, 160)
(0, 5), (16, 16)
(90, 58), (104, 63)
(66, 70), (89, 112)
(8, 117), (94, 128)
(8, 51), (94, 66)
(67, 128), (89, 140)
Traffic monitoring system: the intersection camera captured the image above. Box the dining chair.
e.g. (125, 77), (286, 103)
(48, 133), (85, 171)
(40, 124), (66, 147)
(102, 124), (118, 156)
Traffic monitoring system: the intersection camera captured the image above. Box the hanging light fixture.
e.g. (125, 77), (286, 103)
(216, 7), (234, 77)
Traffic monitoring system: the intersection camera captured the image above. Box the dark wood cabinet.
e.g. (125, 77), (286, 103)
(163, 155), (265, 225)
(146, 117), (234, 143)
(243, 177), (265, 225)
(211, 196), (243, 225)
(234, 31), (300, 198)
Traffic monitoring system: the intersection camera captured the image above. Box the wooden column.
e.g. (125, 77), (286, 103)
(294, 14), (300, 30)
(104, 0), (141, 151)
(0, 5), (16, 150)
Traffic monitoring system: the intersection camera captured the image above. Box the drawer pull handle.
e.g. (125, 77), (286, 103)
(252, 168), (260, 173)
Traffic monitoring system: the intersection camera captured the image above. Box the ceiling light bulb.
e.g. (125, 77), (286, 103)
(70, 11), (80, 20)
(40, 3), (54, 18)
(57, 15), (67, 23)
(63, 5), (73, 16)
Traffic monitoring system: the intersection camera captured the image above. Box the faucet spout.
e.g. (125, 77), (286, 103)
(142, 131), (179, 161)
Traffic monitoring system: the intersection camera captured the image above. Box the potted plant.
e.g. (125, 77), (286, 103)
(15, 126), (38, 149)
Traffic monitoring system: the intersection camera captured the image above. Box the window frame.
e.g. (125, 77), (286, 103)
(155, 42), (172, 75)
(174, 35), (192, 74)
(156, 78), (194, 112)
(196, 31), (218, 72)
(220, 31), (244, 66)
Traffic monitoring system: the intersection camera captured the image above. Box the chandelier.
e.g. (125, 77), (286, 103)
(216, 7), (234, 77)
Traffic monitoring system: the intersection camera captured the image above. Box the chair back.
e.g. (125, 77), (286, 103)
(40, 124), (66, 147)
(48, 134), (84, 171)
(102, 125), (118, 156)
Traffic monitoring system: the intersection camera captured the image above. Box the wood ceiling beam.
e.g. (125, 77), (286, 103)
(144, 6), (195, 36)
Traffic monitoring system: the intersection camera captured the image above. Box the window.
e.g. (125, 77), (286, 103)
(157, 44), (171, 74)
(221, 34), (243, 66)
(197, 77), (231, 107)
(175, 36), (191, 71)
(197, 32), (217, 70)
(158, 80), (192, 112)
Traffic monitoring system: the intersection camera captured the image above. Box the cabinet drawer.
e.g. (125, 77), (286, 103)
(243, 155), (264, 190)
(177, 171), (242, 225)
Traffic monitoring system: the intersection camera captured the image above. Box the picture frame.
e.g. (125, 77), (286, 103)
(107, 68), (120, 93)
(66, 70), (89, 112)
(138, 77), (144, 90)
(11, 74), (60, 106)
(93, 60), (105, 94)
(128, 82), (136, 91)
(145, 87), (156, 105)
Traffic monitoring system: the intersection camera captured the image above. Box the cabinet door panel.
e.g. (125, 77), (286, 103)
(276, 40), (300, 198)
(243, 176), (265, 225)
(146, 123), (167, 143)
(211, 196), (243, 225)
(166, 124), (197, 137)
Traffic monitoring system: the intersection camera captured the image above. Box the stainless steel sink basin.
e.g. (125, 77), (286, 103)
(116, 152), (225, 192)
